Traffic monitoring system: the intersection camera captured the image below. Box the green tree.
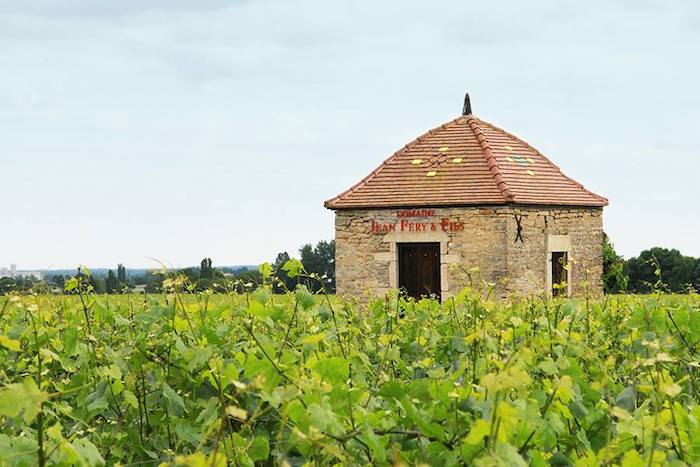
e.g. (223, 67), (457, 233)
(88, 275), (106, 294)
(200, 258), (214, 279)
(50, 275), (65, 290)
(144, 271), (165, 293)
(181, 267), (200, 284)
(299, 240), (336, 293)
(196, 258), (228, 291)
(117, 264), (126, 283)
(272, 252), (296, 293)
(0, 277), (17, 294)
(602, 233), (628, 293)
(105, 270), (118, 294)
(626, 247), (697, 293)
(231, 268), (263, 292)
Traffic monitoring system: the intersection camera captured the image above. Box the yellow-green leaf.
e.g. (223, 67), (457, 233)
(464, 419), (490, 445)
(0, 335), (20, 351)
(301, 333), (325, 345)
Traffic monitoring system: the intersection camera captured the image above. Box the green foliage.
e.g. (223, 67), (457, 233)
(282, 258), (304, 279)
(0, 378), (48, 423)
(626, 247), (699, 293)
(299, 239), (336, 293)
(602, 232), (628, 293)
(272, 252), (297, 292)
(1, 289), (700, 465)
(199, 258), (214, 279)
(117, 264), (126, 283)
(0, 275), (42, 294)
(259, 262), (272, 280)
(105, 270), (118, 294)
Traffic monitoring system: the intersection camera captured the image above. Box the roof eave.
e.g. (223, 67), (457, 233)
(324, 199), (608, 211)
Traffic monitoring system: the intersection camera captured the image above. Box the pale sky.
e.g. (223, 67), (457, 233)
(1, 0), (699, 270)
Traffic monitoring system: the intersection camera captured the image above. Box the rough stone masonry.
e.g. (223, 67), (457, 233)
(334, 206), (603, 300)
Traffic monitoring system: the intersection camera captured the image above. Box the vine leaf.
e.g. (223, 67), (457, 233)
(0, 378), (48, 423)
(283, 259), (304, 279)
(248, 436), (270, 462)
(312, 357), (349, 384)
(0, 335), (20, 351)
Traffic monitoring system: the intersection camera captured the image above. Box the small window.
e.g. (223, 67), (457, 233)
(551, 251), (568, 297)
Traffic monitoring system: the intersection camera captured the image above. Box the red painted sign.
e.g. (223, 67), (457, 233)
(396, 209), (436, 217)
(369, 213), (464, 234)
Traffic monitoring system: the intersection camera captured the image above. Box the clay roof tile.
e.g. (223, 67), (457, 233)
(325, 98), (608, 210)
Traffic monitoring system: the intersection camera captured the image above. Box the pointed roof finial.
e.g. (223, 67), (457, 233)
(462, 93), (472, 115)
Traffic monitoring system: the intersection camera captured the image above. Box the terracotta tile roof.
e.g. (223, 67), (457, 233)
(325, 109), (608, 210)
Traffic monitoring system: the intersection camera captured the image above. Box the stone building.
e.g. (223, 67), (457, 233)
(324, 94), (608, 300)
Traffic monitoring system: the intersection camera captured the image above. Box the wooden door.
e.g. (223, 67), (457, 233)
(398, 242), (441, 301)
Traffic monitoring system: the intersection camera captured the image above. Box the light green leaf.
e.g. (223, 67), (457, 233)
(244, 355), (282, 392)
(101, 364), (121, 380)
(282, 259), (304, 279)
(537, 358), (557, 375)
(300, 332), (325, 345)
(123, 390), (139, 409)
(0, 435), (39, 465)
(247, 436), (269, 462)
(63, 328), (79, 355)
(248, 301), (269, 319)
(660, 380), (682, 398)
(46, 423), (63, 442)
(313, 357), (349, 384)
(114, 314), (130, 327)
(491, 443), (528, 467)
(174, 422), (201, 445)
(64, 277), (79, 292)
(162, 382), (185, 413)
(620, 450), (645, 467)
(0, 378), (48, 423)
(529, 451), (548, 467)
(688, 312), (700, 339)
(295, 285), (315, 310)
(361, 427), (387, 463)
(307, 403), (343, 433)
(259, 263), (273, 279)
(250, 287), (270, 304)
(72, 438), (105, 466)
(285, 399), (305, 422)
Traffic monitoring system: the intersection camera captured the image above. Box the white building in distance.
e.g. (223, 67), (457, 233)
(0, 264), (44, 280)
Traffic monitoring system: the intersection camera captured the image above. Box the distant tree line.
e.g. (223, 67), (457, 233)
(603, 234), (700, 293)
(0, 275), (42, 295)
(0, 239), (336, 295)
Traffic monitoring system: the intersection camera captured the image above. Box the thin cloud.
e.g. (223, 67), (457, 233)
(1, 0), (698, 268)
(0, 0), (239, 17)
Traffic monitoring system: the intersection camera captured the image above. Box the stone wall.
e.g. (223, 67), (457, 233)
(334, 206), (603, 300)
(504, 207), (604, 298)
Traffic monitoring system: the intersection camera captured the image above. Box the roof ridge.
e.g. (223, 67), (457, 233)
(465, 116), (515, 202)
(324, 116), (463, 208)
(477, 118), (609, 206)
